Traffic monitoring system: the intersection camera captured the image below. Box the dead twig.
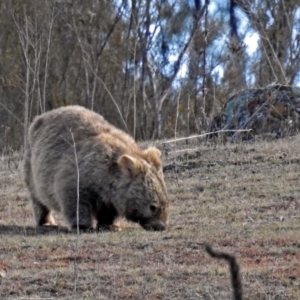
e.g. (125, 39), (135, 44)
(161, 129), (251, 144)
(69, 129), (80, 300)
(205, 244), (243, 300)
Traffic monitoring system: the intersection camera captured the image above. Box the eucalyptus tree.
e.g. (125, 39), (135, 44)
(222, 0), (300, 86)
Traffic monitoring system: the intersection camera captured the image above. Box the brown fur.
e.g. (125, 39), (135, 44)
(24, 106), (169, 231)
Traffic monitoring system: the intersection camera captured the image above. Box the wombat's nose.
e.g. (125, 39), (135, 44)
(142, 220), (166, 231)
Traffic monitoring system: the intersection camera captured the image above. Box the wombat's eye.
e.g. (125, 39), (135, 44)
(150, 205), (158, 212)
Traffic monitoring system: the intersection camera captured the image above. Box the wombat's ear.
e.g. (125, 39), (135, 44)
(145, 147), (162, 170)
(118, 155), (145, 177)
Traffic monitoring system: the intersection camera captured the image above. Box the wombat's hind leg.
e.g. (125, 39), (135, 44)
(32, 196), (57, 226)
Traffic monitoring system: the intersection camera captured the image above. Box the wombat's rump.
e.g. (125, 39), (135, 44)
(24, 106), (169, 231)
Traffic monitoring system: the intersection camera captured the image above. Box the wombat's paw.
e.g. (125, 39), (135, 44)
(112, 217), (124, 231)
(38, 213), (57, 227)
(111, 224), (123, 231)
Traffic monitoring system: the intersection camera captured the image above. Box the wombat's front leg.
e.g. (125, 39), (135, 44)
(96, 201), (118, 230)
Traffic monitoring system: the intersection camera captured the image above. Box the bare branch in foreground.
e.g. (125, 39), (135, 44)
(205, 244), (243, 300)
(70, 129), (80, 300)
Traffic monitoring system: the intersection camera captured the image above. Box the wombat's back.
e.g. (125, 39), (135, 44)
(25, 106), (141, 186)
(28, 106), (107, 146)
(28, 106), (139, 154)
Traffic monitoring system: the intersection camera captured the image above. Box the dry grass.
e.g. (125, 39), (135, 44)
(1, 136), (300, 299)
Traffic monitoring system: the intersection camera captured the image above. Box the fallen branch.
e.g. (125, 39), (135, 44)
(160, 129), (252, 144)
(205, 244), (243, 300)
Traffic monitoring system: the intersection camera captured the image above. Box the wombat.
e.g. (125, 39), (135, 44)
(24, 106), (169, 231)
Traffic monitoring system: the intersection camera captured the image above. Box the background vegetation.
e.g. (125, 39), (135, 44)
(1, 0), (300, 150)
(1, 137), (300, 299)
(1, 1), (300, 299)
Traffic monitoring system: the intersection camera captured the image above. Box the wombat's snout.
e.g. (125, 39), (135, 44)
(142, 220), (166, 231)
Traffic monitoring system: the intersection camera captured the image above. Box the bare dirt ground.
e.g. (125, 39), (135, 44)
(1, 136), (300, 299)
